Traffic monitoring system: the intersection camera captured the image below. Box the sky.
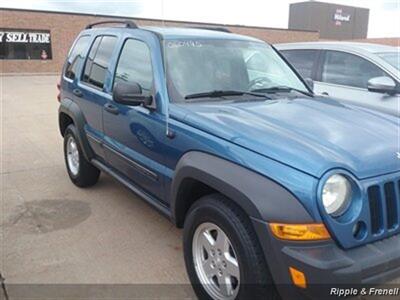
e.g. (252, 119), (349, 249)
(0, 0), (399, 38)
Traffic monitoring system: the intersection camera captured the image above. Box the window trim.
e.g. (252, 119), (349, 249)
(318, 50), (395, 90)
(80, 34), (117, 91)
(111, 37), (156, 97)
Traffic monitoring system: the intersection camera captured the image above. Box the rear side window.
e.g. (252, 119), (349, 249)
(64, 35), (90, 80)
(82, 36), (117, 89)
(281, 50), (318, 79)
(82, 37), (101, 83)
(114, 39), (153, 94)
(322, 51), (386, 89)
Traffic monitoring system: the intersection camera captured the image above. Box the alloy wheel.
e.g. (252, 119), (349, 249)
(192, 222), (240, 300)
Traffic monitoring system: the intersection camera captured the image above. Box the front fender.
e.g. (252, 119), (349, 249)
(171, 151), (314, 225)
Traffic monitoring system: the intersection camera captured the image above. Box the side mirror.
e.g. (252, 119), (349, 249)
(304, 78), (314, 91)
(367, 76), (397, 95)
(113, 82), (152, 106)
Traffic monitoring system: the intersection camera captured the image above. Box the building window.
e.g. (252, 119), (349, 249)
(0, 28), (52, 60)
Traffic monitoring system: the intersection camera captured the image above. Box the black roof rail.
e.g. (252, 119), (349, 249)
(85, 20), (138, 29)
(189, 26), (231, 33)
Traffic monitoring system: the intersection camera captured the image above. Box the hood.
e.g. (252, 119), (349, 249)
(173, 97), (400, 179)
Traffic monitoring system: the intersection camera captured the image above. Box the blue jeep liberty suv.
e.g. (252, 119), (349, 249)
(58, 21), (400, 300)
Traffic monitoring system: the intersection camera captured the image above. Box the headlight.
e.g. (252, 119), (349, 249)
(322, 174), (352, 216)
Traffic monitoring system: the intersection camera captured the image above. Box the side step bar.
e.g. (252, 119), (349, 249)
(91, 159), (172, 219)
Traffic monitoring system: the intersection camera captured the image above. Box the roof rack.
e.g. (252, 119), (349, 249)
(85, 20), (138, 29)
(189, 26), (231, 33)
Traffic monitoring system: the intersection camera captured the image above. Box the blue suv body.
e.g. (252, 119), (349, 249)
(59, 21), (400, 300)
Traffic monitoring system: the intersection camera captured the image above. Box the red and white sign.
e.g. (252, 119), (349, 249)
(41, 50), (48, 60)
(333, 8), (351, 26)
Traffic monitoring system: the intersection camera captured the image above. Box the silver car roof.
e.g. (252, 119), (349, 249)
(275, 41), (396, 54)
(275, 42), (399, 80)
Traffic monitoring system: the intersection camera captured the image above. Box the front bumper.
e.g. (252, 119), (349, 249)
(251, 218), (400, 300)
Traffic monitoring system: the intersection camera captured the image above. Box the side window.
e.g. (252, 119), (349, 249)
(322, 51), (386, 89)
(64, 35), (90, 80)
(82, 36), (117, 89)
(114, 39), (153, 94)
(281, 50), (318, 79)
(82, 36), (101, 83)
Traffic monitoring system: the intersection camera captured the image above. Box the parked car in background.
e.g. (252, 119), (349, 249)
(276, 42), (400, 117)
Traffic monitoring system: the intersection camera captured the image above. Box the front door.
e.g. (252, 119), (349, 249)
(314, 50), (399, 116)
(102, 37), (167, 202)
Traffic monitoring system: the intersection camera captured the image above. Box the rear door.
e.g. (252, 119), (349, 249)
(315, 50), (399, 115)
(76, 35), (119, 160)
(62, 34), (91, 100)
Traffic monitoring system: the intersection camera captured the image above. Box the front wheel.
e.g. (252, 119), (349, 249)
(183, 194), (280, 300)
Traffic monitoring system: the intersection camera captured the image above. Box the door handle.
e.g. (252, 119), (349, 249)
(73, 88), (83, 97)
(322, 92), (329, 96)
(104, 103), (119, 115)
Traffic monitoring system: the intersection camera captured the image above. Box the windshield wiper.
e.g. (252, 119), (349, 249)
(251, 86), (313, 97)
(184, 90), (270, 100)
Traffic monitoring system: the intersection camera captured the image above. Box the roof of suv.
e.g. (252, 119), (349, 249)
(84, 25), (262, 42)
(275, 41), (396, 54)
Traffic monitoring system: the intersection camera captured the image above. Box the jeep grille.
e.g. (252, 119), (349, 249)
(367, 180), (400, 236)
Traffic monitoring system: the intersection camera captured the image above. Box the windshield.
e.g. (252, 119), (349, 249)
(164, 39), (309, 102)
(377, 52), (400, 70)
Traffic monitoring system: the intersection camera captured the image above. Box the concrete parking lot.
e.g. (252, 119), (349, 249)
(0, 75), (193, 298)
(1, 75), (398, 299)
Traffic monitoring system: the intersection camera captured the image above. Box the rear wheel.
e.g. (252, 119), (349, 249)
(63, 124), (100, 187)
(183, 194), (280, 300)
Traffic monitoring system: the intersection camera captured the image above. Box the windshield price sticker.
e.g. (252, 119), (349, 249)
(167, 40), (202, 48)
(330, 287), (400, 297)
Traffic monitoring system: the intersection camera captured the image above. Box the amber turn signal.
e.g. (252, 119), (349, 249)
(269, 223), (331, 241)
(289, 267), (307, 289)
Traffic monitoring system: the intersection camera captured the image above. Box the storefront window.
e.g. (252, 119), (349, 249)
(0, 29), (52, 60)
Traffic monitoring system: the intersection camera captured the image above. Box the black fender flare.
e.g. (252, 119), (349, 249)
(58, 98), (94, 160)
(171, 151), (314, 226)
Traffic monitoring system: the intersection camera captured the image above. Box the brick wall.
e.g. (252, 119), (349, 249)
(351, 37), (400, 47)
(0, 9), (319, 74)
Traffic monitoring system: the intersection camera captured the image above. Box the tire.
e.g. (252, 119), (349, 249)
(63, 124), (100, 187)
(183, 194), (281, 300)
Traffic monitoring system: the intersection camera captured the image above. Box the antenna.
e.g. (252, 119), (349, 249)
(161, 0), (174, 138)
